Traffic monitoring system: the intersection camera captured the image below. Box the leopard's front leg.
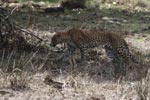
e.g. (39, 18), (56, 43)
(65, 42), (77, 57)
(80, 47), (88, 62)
(56, 42), (77, 61)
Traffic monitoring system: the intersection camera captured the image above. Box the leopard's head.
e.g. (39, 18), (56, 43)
(50, 31), (70, 47)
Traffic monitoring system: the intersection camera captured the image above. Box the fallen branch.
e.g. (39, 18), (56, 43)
(15, 25), (43, 41)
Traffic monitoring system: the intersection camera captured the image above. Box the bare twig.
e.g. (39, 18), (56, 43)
(15, 25), (43, 41)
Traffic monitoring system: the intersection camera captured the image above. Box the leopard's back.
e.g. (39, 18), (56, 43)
(69, 29), (110, 48)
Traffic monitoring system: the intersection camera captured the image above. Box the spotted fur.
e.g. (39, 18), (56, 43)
(51, 28), (137, 63)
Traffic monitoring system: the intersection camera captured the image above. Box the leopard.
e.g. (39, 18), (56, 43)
(50, 28), (137, 64)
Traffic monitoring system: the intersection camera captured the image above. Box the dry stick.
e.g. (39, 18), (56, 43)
(7, 7), (59, 52)
(15, 25), (60, 54)
(3, 7), (50, 46)
(22, 49), (39, 69)
(15, 25), (58, 53)
(15, 25), (43, 41)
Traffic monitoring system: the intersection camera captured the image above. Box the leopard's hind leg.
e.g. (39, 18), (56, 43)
(104, 45), (126, 77)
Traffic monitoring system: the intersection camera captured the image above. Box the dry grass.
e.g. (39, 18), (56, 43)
(0, 32), (149, 100)
(9, 72), (30, 91)
(0, 2), (150, 100)
(135, 70), (150, 100)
